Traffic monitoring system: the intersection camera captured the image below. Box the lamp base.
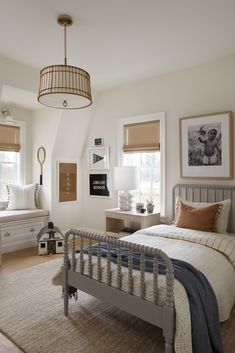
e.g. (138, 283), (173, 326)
(119, 191), (133, 211)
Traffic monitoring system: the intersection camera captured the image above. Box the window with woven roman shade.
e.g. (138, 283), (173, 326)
(119, 113), (165, 214)
(0, 122), (21, 202)
(0, 124), (20, 152)
(123, 120), (160, 153)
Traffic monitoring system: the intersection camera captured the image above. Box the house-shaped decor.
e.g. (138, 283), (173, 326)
(37, 221), (64, 255)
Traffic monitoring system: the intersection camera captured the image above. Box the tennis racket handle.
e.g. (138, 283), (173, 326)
(40, 175), (43, 185)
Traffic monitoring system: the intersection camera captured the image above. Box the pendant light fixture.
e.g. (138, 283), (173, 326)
(38, 15), (92, 110)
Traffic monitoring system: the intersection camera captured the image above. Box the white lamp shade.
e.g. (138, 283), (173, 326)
(114, 166), (139, 191)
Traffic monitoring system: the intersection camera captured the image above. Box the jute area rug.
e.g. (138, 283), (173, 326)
(0, 259), (234, 353)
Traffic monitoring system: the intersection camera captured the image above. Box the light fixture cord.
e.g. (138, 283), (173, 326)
(64, 25), (67, 66)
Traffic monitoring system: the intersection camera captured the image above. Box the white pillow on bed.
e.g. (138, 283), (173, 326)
(6, 184), (39, 210)
(175, 197), (231, 234)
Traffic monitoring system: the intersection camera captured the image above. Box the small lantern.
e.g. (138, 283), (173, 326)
(37, 222), (64, 255)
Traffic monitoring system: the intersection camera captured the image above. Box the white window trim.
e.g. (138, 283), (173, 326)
(118, 112), (166, 215)
(18, 120), (26, 184)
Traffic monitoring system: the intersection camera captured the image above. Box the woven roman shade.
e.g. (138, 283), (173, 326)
(123, 120), (160, 152)
(0, 124), (20, 152)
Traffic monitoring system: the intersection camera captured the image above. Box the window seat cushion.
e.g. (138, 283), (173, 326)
(0, 209), (49, 223)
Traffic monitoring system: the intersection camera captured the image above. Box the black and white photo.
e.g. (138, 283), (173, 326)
(188, 123), (222, 166)
(180, 112), (232, 179)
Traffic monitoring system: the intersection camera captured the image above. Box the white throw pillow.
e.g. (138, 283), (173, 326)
(175, 197), (231, 234)
(7, 184), (38, 210)
(34, 184), (41, 208)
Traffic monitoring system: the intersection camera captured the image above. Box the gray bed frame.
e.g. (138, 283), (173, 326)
(63, 183), (235, 353)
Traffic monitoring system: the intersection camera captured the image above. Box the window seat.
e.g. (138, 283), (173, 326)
(0, 209), (49, 223)
(0, 209), (49, 261)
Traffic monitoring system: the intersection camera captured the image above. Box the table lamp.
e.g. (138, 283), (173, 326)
(114, 166), (139, 211)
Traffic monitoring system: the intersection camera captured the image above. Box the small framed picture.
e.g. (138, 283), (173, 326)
(88, 146), (110, 170)
(58, 162), (78, 202)
(180, 111), (233, 179)
(94, 137), (104, 146)
(89, 172), (111, 198)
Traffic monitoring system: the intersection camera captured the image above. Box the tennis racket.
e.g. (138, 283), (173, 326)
(37, 146), (46, 185)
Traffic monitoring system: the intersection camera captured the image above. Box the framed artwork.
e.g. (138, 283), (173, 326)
(58, 162), (78, 202)
(89, 173), (111, 198)
(180, 111), (233, 179)
(88, 146), (109, 170)
(94, 137), (104, 146)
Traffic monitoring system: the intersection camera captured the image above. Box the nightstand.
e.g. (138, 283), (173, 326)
(105, 208), (160, 235)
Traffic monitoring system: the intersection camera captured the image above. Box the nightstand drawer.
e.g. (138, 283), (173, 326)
(106, 212), (142, 223)
(105, 208), (160, 234)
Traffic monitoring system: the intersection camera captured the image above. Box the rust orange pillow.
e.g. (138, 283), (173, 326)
(175, 200), (222, 232)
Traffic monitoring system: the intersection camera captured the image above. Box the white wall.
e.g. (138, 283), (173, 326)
(50, 105), (96, 230)
(81, 55), (235, 231)
(31, 99), (97, 230)
(31, 108), (61, 212)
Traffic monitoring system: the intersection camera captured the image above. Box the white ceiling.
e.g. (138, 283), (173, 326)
(1, 86), (41, 110)
(1, 0), (235, 91)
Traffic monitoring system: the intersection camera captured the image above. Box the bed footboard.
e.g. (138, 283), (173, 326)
(63, 228), (175, 353)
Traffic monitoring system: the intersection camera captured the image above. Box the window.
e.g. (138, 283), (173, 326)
(119, 113), (165, 213)
(0, 123), (25, 201)
(123, 151), (161, 210)
(0, 151), (20, 199)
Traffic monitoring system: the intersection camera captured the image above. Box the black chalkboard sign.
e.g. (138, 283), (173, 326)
(89, 173), (110, 197)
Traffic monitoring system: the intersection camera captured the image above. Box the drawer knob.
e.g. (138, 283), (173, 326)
(30, 228), (35, 232)
(4, 232), (11, 237)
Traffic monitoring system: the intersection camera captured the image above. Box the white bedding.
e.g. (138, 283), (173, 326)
(53, 225), (235, 353)
(127, 225), (235, 353)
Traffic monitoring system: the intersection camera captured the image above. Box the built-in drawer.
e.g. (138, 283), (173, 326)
(0, 216), (48, 253)
(1, 221), (44, 242)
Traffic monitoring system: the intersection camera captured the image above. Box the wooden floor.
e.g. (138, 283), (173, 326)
(0, 247), (63, 276)
(0, 247), (63, 352)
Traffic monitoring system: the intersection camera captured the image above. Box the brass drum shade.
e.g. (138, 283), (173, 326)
(38, 64), (92, 109)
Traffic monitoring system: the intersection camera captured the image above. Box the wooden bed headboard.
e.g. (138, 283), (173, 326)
(172, 183), (235, 233)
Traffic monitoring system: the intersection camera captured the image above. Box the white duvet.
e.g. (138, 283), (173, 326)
(53, 225), (235, 353)
(125, 225), (235, 353)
